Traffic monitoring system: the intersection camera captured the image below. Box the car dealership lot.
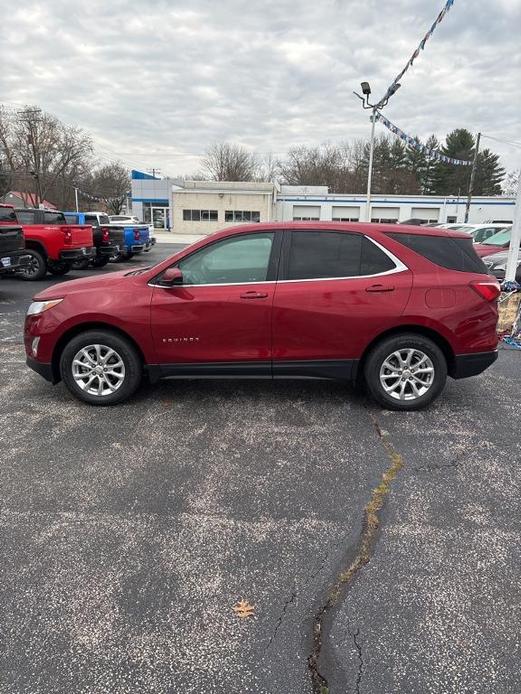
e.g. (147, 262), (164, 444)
(0, 245), (519, 694)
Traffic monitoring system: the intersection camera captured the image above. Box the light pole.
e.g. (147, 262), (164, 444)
(505, 166), (521, 282)
(354, 82), (401, 222)
(74, 187), (79, 212)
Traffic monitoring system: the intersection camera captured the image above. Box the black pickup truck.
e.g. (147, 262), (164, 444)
(63, 211), (120, 268)
(0, 205), (31, 275)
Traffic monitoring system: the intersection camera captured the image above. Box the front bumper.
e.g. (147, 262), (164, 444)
(0, 252), (31, 272)
(452, 350), (498, 379)
(59, 247), (95, 262)
(26, 356), (56, 383)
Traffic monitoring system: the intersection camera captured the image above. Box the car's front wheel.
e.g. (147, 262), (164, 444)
(60, 330), (142, 405)
(364, 333), (447, 411)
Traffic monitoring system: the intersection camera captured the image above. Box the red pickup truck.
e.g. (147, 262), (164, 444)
(12, 207), (95, 280)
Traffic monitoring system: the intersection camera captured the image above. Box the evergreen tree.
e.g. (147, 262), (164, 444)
(431, 129), (474, 195)
(422, 135), (440, 194)
(474, 148), (505, 195)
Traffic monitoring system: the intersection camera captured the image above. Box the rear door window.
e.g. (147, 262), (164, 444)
(285, 231), (396, 280)
(16, 210), (38, 224)
(386, 233), (487, 273)
(0, 207), (17, 223)
(43, 211), (66, 224)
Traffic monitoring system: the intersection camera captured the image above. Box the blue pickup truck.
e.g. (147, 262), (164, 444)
(64, 212), (152, 263)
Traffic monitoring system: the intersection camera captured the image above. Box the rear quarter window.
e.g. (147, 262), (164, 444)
(386, 233), (487, 273)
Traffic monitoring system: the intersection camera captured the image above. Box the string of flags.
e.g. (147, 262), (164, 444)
(375, 112), (472, 166)
(76, 188), (126, 203)
(378, 0), (456, 107)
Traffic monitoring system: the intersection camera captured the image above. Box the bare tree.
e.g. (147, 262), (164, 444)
(87, 162), (130, 214)
(503, 170), (520, 196)
(201, 143), (258, 181)
(0, 105), (92, 207)
(254, 152), (280, 182)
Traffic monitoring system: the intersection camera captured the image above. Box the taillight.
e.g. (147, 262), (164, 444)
(470, 280), (501, 302)
(102, 227), (110, 243)
(133, 228), (140, 241)
(62, 228), (72, 243)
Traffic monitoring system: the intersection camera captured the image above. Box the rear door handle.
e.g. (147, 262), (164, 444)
(365, 284), (395, 293)
(240, 291), (269, 299)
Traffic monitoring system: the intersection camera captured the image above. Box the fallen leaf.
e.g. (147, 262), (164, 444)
(233, 599), (255, 619)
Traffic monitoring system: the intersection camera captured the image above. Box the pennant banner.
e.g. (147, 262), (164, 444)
(77, 188), (126, 203)
(377, 0), (455, 107)
(375, 112), (472, 166)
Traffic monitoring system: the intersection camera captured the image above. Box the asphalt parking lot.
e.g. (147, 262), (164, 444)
(0, 244), (519, 694)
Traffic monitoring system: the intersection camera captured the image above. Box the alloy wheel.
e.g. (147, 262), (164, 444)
(379, 348), (435, 401)
(71, 344), (126, 396)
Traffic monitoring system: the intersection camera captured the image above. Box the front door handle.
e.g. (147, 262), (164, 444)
(365, 284), (395, 293)
(240, 291), (269, 299)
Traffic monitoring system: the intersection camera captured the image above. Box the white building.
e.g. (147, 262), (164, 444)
(276, 186), (515, 226)
(130, 171), (515, 234)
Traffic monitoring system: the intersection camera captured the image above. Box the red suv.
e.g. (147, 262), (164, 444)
(24, 222), (500, 410)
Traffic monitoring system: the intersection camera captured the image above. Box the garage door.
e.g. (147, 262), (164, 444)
(371, 207), (399, 223)
(411, 207), (440, 222)
(293, 205), (321, 221)
(332, 206), (360, 221)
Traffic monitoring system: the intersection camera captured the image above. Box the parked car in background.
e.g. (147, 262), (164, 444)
(473, 227), (512, 257)
(25, 222), (499, 410)
(483, 249), (521, 283)
(64, 212), (119, 268)
(107, 223), (152, 261)
(455, 223), (511, 243)
(0, 205), (31, 275)
(13, 208), (94, 280)
(109, 215), (156, 245)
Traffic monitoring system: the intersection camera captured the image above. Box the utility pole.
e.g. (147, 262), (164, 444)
(464, 132), (481, 223)
(505, 164), (521, 282)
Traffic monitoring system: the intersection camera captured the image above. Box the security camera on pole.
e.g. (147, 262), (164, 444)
(505, 167), (521, 282)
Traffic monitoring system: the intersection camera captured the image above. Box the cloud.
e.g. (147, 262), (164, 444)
(2, 0), (520, 175)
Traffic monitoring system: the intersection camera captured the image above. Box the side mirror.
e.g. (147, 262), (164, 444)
(160, 267), (183, 286)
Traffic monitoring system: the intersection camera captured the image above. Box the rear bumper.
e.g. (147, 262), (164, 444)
(26, 356), (56, 383)
(0, 252), (31, 272)
(452, 350), (498, 379)
(98, 244), (119, 256)
(59, 247), (95, 261)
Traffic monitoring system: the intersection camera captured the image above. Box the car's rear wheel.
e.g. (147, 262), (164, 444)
(48, 261), (71, 276)
(17, 249), (47, 280)
(364, 333), (447, 411)
(91, 256), (110, 268)
(71, 258), (90, 270)
(60, 330), (142, 405)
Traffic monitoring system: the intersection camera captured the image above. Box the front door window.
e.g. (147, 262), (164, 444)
(177, 233), (274, 284)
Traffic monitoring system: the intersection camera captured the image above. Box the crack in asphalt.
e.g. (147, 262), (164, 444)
(412, 449), (466, 473)
(266, 588), (298, 652)
(352, 627), (363, 694)
(307, 408), (405, 694)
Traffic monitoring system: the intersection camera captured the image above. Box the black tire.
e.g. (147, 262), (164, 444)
(91, 256), (110, 268)
(60, 330), (142, 405)
(16, 248), (47, 281)
(363, 333), (447, 411)
(48, 261), (71, 276)
(71, 258), (90, 270)
(118, 251), (134, 262)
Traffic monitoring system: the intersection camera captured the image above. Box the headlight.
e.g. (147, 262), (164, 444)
(27, 299), (63, 316)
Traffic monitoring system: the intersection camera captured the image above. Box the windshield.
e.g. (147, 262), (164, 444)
(483, 228), (511, 246)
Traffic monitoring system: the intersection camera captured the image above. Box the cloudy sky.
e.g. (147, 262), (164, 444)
(2, 0), (520, 176)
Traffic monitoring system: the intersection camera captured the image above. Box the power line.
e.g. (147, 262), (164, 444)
(481, 133), (521, 149)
